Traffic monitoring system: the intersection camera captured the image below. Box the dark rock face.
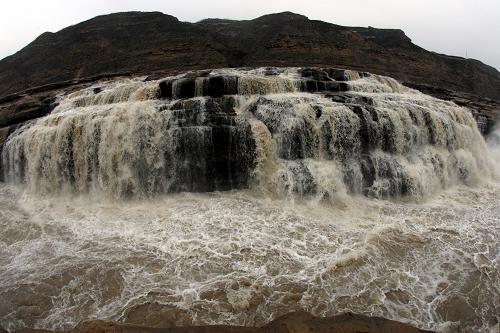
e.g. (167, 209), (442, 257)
(405, 82), (500, 134)
(0, 92), (61, 178)
(159, 97), (256, 193)
(0, 11), (498, 144)
(0, 95), (57, 128)
(0, 11), (499, 103)
(159, 76), (239, 99)
(0, 12), (227, 99)
(0, 127), (10, 180)
(205, 76), (239, 97)
(0, 93), (256, 198)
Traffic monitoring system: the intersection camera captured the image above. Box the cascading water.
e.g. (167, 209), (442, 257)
(0, 68), (499, 333)
(1, 68), (496, 200)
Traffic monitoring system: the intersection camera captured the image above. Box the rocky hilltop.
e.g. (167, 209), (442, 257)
(0, 11), (499, 135)
(1, 11), (500, 100)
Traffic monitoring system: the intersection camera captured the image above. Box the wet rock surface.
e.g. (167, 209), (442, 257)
(0, 12), (498, 143)
(1, 68), (494, 200)
(405, 82), (500, 135)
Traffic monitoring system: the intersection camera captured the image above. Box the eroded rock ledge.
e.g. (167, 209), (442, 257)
(1, 11), (499, 102)
(3, 312), (435, 333)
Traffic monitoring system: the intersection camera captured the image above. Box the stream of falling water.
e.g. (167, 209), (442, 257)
(0, 69), (499, 333)
(2, 68), (496, 200)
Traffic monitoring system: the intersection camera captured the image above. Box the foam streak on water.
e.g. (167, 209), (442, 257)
(0, 182), (499, 332)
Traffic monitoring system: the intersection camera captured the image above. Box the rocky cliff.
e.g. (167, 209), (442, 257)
(0, 11), (499, 136)
(1, 11), (500, 100)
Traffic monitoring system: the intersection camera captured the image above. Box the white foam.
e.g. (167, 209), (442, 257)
(0, 183), (498, 332)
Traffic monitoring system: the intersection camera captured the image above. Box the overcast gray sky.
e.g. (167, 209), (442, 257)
(1, 0), (499, 70)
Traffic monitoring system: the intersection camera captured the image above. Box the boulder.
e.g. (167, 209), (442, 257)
(206, 76), (238, 97)
(172, 78), (195, 99)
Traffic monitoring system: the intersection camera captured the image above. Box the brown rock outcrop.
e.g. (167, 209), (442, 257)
(0, 11), (498, 102)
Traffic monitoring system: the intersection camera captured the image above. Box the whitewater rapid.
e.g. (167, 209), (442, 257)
(0, 68), (499, 333)
(1, 68), (496, 200)
(0, 181), (499, 332)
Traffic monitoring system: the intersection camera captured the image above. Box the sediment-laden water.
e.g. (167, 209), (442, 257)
(0, 68), (499, 332)
(2, 68), (496, 200)
(0, 182), (499, 332)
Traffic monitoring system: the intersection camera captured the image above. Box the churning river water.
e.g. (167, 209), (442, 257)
(0, 180), (499, 332)
(0, 68), (499, 332)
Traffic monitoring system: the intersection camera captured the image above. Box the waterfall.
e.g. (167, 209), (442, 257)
(1, 67), (496, 200)
(1, 68), (500, 333)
